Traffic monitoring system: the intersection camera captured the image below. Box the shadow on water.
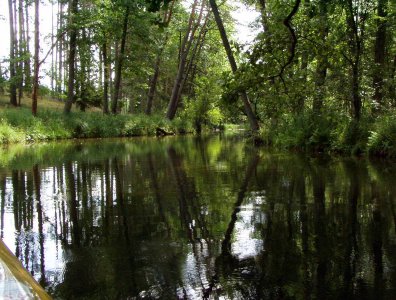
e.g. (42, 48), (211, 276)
(1, 136), (396, 298)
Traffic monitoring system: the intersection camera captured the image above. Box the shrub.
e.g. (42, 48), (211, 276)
(367, 115), (396, 157)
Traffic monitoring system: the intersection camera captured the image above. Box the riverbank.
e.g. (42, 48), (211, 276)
(258, 112), (396, 158)
(0, 97), (395, 158)
(0, 106), (195, 143)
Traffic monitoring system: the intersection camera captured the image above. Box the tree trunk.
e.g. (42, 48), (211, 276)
(313, 0), (328, 113)
(24, 1), (31, 93)
(51, 1), (55, 96)
(32, 0), (39, 116)
(145, 51), (162, 115)
(57, 1), (64, 100)
(372, 0), (387, 111)
(64, 0), (78, 114)
(111, 6), (129, 114)
(345, 0), (362, 120)
(8, 0), (18, 106)
(209, 0), (260, 133)
(102, 42), (109, 114)
(166, 0), (203, 120)
(18, 0), (24, 105)
(352, 63), (361, 120)
(145, 2), (176, 115)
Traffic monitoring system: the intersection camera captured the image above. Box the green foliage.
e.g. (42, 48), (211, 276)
(0, 121), (24, 143)
(259, 112), (341, 151)
(258, 112), (378, 155)
(0, 107), (196, 145)
(367, 115), (396, 157)
(331, 118), (370, 155)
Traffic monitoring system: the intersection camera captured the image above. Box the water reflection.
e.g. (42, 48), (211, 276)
(0, 137), (396, 299)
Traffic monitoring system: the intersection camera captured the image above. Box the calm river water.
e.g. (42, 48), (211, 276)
(1, 135), (396, 299)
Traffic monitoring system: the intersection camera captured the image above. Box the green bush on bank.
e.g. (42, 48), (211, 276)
(0, 107), (195, 144)
(258, 111), (396, 157)
(259, 112), (341, 151)
(367, 115), (396, 157)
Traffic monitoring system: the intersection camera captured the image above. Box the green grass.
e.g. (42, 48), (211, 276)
(0, 99), (194, 144)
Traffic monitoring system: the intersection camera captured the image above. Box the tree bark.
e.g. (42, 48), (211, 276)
(345, 0), (362, 120)
(18, 0), (25, 104)
(166, 0), (200, 120)
(313, 0), (328, 113)
(24, 1), (31, 93)
(32, 0), (39, 116)
(64, 0), (78, 114)
(111, 6), (130, 114)
(372, 0), (387, 111)
(102, 42), (110, 114)
(57, 1), (64, 100)
(8, 0), (18, 106)
(145, 50), (163, 115)
(209, 0), (260, 133)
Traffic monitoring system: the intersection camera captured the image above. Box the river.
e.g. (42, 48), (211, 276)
(1, 135), (396, 299)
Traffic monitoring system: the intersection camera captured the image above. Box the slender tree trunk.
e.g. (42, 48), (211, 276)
(145, 0), (175, 115)
(176, 17), (208, 106)
(209, 0), (259, 133)
(111, 6), (129, 114)
(390, 55), (396, 104)
(352, 63), (361, 119)
(345, 0), (362, 120)
(24, 1), (31, 93)
(372, 0), (387, 112)
(166, 0), (202, 120)
(51, 1), (55, 96)
(313, 0), (328, 113)
(146, 37), (168, 115)
(57, 1), (64, 100)
(186, 25), (207, 95)
(64, 0), (78, 114)
(98, 48), (103, 90)
(102, 42), (109, 114)
(18, 0), (24, 105)
(8, 0), (18, 106)
(32, 0), (39, 116)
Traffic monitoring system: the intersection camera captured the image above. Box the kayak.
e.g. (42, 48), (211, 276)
(0, 239), (51, 299)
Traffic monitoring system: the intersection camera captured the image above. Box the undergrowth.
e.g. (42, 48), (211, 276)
(0, 107), (194, 144)
(258, 111), (396, 158)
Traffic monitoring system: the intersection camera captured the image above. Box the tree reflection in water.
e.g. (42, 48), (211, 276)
(0, 137), (396, 299)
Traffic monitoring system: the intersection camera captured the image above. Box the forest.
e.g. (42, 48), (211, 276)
(0, 0), (396, 156)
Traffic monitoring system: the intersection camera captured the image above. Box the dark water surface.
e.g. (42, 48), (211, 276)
(1, 135), (396, 299)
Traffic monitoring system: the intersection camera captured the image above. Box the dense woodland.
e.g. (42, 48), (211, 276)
(1, 0), (396, 155)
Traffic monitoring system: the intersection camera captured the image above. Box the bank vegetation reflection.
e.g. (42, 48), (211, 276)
(0, 137), (396, 299)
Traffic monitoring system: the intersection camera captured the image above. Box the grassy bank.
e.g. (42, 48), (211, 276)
(0, 96), (195, 143)
(1, 95), (395, 158)
(258, 112), (396, 158)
